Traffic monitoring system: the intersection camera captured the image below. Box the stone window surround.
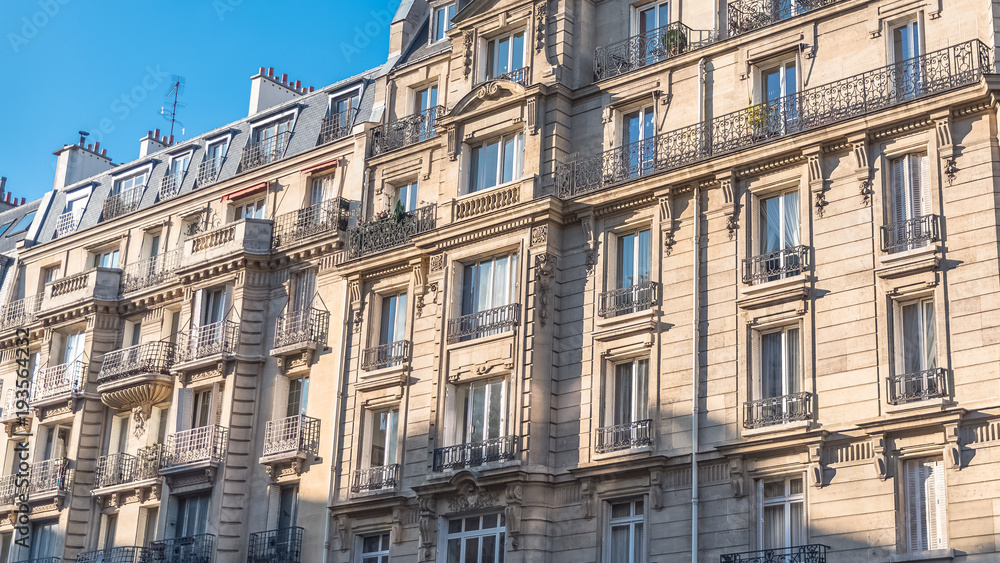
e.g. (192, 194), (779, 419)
(747, 471), (810, 551)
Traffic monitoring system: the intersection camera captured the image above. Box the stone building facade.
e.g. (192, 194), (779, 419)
(2, 0), (1000, 562)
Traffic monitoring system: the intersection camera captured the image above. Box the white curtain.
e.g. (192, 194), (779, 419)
(783, 192), (799, 247)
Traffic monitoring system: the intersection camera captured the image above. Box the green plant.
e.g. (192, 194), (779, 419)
(746, 101), (768, 131)
(663, 29), (688, 56)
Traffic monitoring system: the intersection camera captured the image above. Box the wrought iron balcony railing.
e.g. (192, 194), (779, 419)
(99, 341), (176, 384)
(262, 414), (320, 458)
(95, 452), (137, 489)
(598, 281), (659, 317)
(27, 457), (70, 496)
(743, 245), (809, 285)
(77, 546), (155, 563)
(368, 106), (445, 157)
(361, 340), (411, 371)
(721, 544), (830, 563)
(345, 204), (436, 260)
(271, 198), (350, 249)
(103, 186), (144, 221)
(242, 131), (291, 172)
(159, 172), (184, 201)
(447, 303), (520, 343)
(11, 558), (62, 563)
(558, 40), (991, 198)
(31, 361), (85, 403)
(595, 419), (653, 454)
(729, 0), (842, 37)
(55, 211), (80, 236)
(744, 392), (813, 429)
(274, 308), (331, 349)
(887, 368), (947, 405)
(487, 66), (530, 87)
(148, 534), (215, 563)
(319, 108), (356, 145)
(0, 388), (28, 423)
(121, 249), (182, 293)
(175, 320), (239, 363)
(161, 425), (228, 469)
(0, 293), (42, 332)
(433, 436), (519, 472)
(248, 527), (304, 563)
(197, 156), (223, 186)
(351, 464), (400, 493)
(595, 22), (716, 81)
(881, 214), (941, 253)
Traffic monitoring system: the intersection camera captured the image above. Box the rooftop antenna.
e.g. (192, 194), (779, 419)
(160, 75), (187, 138)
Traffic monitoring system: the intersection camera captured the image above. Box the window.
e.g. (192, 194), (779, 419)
(234, 197), (266, 220)
(380, 293), (407, 347)
(361, 533), (391, 563)
(192, 388), (212, 428)
(7, 212), (34, 235)
(446, 513), (506, 563)
(62, 331), (85, 366)
(904, 458), (947, 553)
(606, 359), (649, 427)
(206, 139), (228, 165)
(0, 531), (11, 563)
(169, 153), (191, 177)
(757, 326), (801, 401)
(42, 425), (69, 460)
(325, 93), (360, 141)
(414, 85), (439, 142)
(94, 248), (121, 269)
(278, 484), (299, 529)
(103, 513), (118, 549)
(486, 31), (526, 81)
(28, 521), (57, 560)
(254, 116), (292, 146)
(366, 410), (398, 468)
(758, 476), (805, 551)
(197, 287), (227, 327)
(469, 134), (523, 193)
(290, 269), (317, 312)
(886, 153), (931, 252)
(432, 4), (455, 42)
(42, 265), (60, 284)
(636, 2), (669, 34)
(607, 499), (644, 563)
(176, 494), (210, 538)
(752, 190), (801, 282)
(454, 379), (506, 446)
(460, 254), (518, 340)
(111, 415), (130, 455)
(286, 377), (309, 418)
(140, 506), (159, 546)
(890, 297), (940, 404)
(759, 60), (797, 135)
(60, 191), (88, 232)
(311, 175), (335, 206)
(397, 182), (418, 213)
(891, 19), (921, 99)
(622, 107), (655, 177)
(617, 229), (651, 289)
(113, 171), (147, 195)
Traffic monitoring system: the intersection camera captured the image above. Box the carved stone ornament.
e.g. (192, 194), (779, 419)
(132, 404), (151, 438)
(463, 31), (474, 78)
(860, 178), (875, 207)
(650, 471), (663, 510)
(475, 81), (503, 101)
(530, 224), (548, 246)
(352, 309), (364, 333)
(534, 254), (556, 326)
(725, 213), (738, 241)
(418, 496), (437, 562)
(448, 482), (500, 513)
(580, 480), (594, 519)
(871, 435), (890, 480)
(430, 253), (446, 271)
(809, 445), (824, 488)
(535, 0), (547, 52)
(335, 515), (351, 552)
(505, 483), (523, 550)
(729, 458), (745, 497)
(944, 157), (959, 185)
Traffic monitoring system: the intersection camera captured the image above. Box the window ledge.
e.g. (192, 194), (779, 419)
(742, 420), (811, 439)
(593, 445), (652, 462)
(356, 363), (408, 392)
(888, 548), (954, 562)
(737, 273), (808, 310)
(877, 245), (941, 279)
(885, 397), (949, 415)
(594, 307), (657, 334)
(446, 329), (516, 351)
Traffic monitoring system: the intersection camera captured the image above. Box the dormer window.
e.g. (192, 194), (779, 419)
(433, 3), (456, 42)
(104, 171), (147, 221)
(234, 197), (266, 221)
(160, 152), (192, 201)
(244, 114), (293, 170)
(321, 91), (360, 144)
(199, 137), (230, 186)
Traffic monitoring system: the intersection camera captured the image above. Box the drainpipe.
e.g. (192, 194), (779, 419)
(691, 56), (706, 563)
(323, 288), (354, 563)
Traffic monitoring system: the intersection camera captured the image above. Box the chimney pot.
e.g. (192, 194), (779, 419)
(281, 73), (288, 83)
(154, 128), (161, 138)
(310, 86), (315, 92)
(101, 149), (107, 156)
(94, 141), (100, 153)
(268, 67), (274, 77)
(19, 197), (25, 205)
(259, 66), (265, 74)
(295, 80), (301, 89)
(168, 135), (174, 145)
(147, 130), (153, 138)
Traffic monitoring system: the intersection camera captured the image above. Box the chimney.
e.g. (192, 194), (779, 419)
(248, 67), (304, 117)
(140, 129), (169, 158)
(389, 0), (429, 58)
(52, 135), (114, 190)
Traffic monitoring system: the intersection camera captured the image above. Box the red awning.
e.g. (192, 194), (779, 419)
(221, 182), (267, 201)
(302, 159), (339, 174)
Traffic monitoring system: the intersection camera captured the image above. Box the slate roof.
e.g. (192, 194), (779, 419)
(394, 17), (454, 71)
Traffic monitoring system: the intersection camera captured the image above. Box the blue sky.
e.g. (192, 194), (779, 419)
(0, 0), (397, 203)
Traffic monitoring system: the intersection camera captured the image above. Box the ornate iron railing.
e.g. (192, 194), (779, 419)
(433, 436), (518, 472)
(161, 425), (228, 469)
(0, 474), (16, 505)
(272, 198), (350, 249)
(345, 204), (436, 259)
(159, 172), (184, 201)
(558, 40), (991, 198)
(121, 249), (182, 293)
(31, 360), (85, 402)
(262, 415), (320, 458)
(887, 368), (947, 405)
(447, 303), (520, 343)
(176, 320), (239, 363)
(881, 214), (941, 253)
(0, 388), (28, 422)
(148, 534), (215, 563)
(11, 558), (62, 563)
(721, 544), (830, 563)
(55, 211), (79, 236)
(595, 419), (653, 454)
(77, 546), (156, 563)
(361, 340), (412, 371)
(595, 22), (716, 81)
(95, 452), (137, 489)
(248, 527), (304, 563)
(743, 245), (809, 285)
(598, 281), (658, 317)
(320, 108), (356, 145)
(744, 392), (813, 429)
(729, 0), (842, 36)
(27, 457), (70, 495)
(489, 66), (530, 86)
(274, 308), (330, 349)
(197, 156), (223, 186)
(242, 131), (291, 172)
(351, 464), (400, 493)
(98, 342), (176, 384)
(0, 293), (42, 332)
(368, 106), (445, 157)
(103, 186), (144, 221)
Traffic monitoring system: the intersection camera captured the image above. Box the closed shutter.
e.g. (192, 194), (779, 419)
(906, 458), (947, 552)
(892, 300), (904, 390)
(892, 157), (907, 226)
(908, 154), (925, 219)
(906, 459), (927, 552)
(751, 329), (762, 401)
(926, 459), (947, 550)
(191, 289), (203, 331)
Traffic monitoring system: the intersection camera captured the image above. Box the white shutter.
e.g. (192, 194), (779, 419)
(908, 155), (923, 220)
(192, 289), (203, 330)
(905, 460), (927, 552)
(919, 153), (931, 217)
(751, 330), (762, 400)
(892, 157), (907, 225)
(927, 459), (947, 550)
(892, 300), (904, 378)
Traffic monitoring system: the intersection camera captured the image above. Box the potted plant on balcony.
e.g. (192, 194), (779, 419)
(663, 28), (688, 56)
(745, 99), (769, 138)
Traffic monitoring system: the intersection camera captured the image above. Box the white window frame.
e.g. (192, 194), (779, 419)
(605, 358), (650, 428)
(904, 457), (947, 553)
(485, 30), (527, 80)
(605, 498), (646, 563)
(364, 409), (399, 469)
(757, 475), (806, 551)
(431, 3), (456, 43)
(752, 325), (802, 401)
(468, 133), (524, 194)
(633, 1), (670, 35)
(396, 181), (419, 212)
(359, 532), (392, 563)
(451, 378), (507, 446)
(233, 196), (266, 221)
(443, 513), (506, 563)
(460, 253), (519, 316)
(93, 247), (121, 269)
(887, 153), (931, 252)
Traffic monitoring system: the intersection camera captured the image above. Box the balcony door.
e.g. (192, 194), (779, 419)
(895, 298), (938, 400)
(200, 288), (227, 327)
(253, 118), (291, 154)
(192, 389), (212, 429)
(367, 410), (398, 468)
(608, 359), (649, 427)
(176, 493), (210, 538)
(290, 270), (316, 313)
(206, 139), (228, 166)
(636, 1), (669, 66)
(27, 521), (57, 560)
(415, 86), (438, 142)
(42, 426), (69, 460)
(278, 485), (299, 530)
(62, 331), (85, 366)
(169, 154), (190, 178)
(617, 229), (651, 290)
(761, 61), (797, 135)
(757, 190), (800, 280)
(759, 477), (805, 552)
(892, 20), (922, 100)
(457, 379), (505, 447)
(462, 255), (517, 317)
(890, 154), (930, 251)
(379, 293), (407, 348)
(486, 32), (525, 80)
(622, 107), (655, 178)
(757, 327), (802, 423)
(285, 377), (309, 418)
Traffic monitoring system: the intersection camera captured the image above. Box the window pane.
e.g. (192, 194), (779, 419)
(610, 524), (630, 563)
(611, 502), (631, 519)
(502, 136), (516, 184)
(633, 523), (644, 563)
(511, 33), (524, 70)
(482, 513), (497, 528)
(470, 147), (482, 192)
(448, 538), (462, 563)
(923, 301), (937, 370)
(363, 535), (380, 552)
(488, 380), (503, 439)
(483, 141), (499, 189)
(464, 537), (480, 563)
(635, 360), (649, 420)
(614, 364), (633, 425)
(782, 191), (799, 247)
(762, 505), (785, 549)
(763, 480), (784, 499)
(449, 519), (463, 534)
(761, 332), (783, 398)
(785, 328), (800, 394)
(481, 534), (496, 563)
(789, 501), (805, 546)
(903, 302), (921, 374)
(496, 37), (510, 75)
(370, 412), (388, 465)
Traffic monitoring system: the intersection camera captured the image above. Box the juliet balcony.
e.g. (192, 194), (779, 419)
(160, 425), (229, 477)
(149, 534), (215, 563)
(198, 155), (223, 186)
(55, 211), (80, 237)
(887, 368), (948, 406)
(744, 393), (814, 430)
(174, 320), (240, 367)
(248, 527), (304, 563)
(351, 464), (400, 494)
(881, 214), (941, 254)
(558, 40), (991, 198)
(182, 218), (272, 267)
(485, 66), (530, 87)
(121, 249), (182, 294)
(93, 447), (161, 492)
(728, 0), (842, 37)
(320, 107), (356, 145)
(368, 106), (445, 157)
(97, 342), (176, 412)
(40, 268), (120, 315)
(103, 186), (144, 222)
(260, 414), (320, 477)
(0, 388), (28, 425)
(595, 419), (653, 454)
(272, 308), (330, 372)
(77, 546), (156, 563)
(598, 282), (659, 318)
(271, 198), (350, 250)
(447, 304), (521, 343)
(594, 22), (715, 81)
(30, 360), (86, 409)
(432, 435), (519, 472)
(159, 171), (184, 201)
(241, 131), (290, 172)
(721, 544), (830, 563)
(361, 340), (411, 371)
(0, 293), (42, 333)
(345, 204), (436, 260)
(26, 458), (72, 504)
(743, 246), (809, 285)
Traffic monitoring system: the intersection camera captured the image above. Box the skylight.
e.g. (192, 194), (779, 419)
(7, 212), (35, 235)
